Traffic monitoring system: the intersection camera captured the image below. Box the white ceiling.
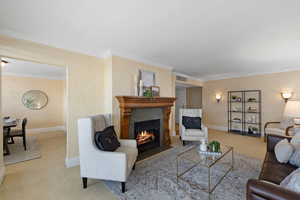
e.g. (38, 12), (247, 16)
(1, 0), (300, 80)
(2, 58), (66, 80)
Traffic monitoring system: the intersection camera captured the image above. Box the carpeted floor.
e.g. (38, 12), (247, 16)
(105, 145), (261, 200)
(4, 136), (41, 165)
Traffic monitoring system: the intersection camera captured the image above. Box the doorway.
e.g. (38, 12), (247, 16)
(1, 57), (67, 165)
(175, 82), (202, 134)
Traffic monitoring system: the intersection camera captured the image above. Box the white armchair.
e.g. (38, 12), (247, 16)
(77, 114), (138, 193)
(179, 108), (208, 145)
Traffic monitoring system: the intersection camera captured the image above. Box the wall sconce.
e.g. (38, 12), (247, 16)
(1, 59), (8, 67)
(216, 94), (222, 103)
(281, 92), (293, 103)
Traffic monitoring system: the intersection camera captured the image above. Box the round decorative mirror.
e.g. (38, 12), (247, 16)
(22, 90), (48, 110)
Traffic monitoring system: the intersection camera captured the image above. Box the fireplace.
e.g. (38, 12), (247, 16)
(116, 96), (176, 160)
(134, 119), (160, 153)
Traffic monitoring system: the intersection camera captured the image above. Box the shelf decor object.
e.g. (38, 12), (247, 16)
(228, 90), (262, 137)
(22, 90), (48, 110)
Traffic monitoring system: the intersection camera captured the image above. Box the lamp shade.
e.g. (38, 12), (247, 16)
(284, 101), (300, 118)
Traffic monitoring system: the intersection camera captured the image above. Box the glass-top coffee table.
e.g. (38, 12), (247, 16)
(176, 145), (234, 198)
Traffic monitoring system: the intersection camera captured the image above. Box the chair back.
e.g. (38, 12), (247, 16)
(179, 108), (202, 135)
(77, 114), (112, 153)
(22, 118), (28, 133)
(180, 108), (202, 118)
(77, 114), (112, 174)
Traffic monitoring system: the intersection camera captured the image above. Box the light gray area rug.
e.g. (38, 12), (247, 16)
(4, 136), (41, 165)
(105, 145), (262, 200)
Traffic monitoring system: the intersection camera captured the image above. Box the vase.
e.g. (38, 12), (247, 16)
(200, 139), (207, 151)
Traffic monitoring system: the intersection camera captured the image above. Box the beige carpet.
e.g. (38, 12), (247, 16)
(4, 136), (41, 165)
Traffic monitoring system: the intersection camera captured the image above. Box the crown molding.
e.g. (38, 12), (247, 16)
(100, 50), (204, 82)
(201, 68), (300, 81)
(2, 72), (66, 80)
(101, 49), (174, 70)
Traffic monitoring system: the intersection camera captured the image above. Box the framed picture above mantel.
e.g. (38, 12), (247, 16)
(137, 69), (160, 97)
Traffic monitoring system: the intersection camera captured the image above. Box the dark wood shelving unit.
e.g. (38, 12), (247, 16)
(228, 90), (262, 137)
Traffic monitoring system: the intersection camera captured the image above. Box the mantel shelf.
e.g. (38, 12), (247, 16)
(116, 96), (176, 108)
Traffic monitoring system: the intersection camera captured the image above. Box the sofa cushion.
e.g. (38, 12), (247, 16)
(280, 168), (300, 187)
(285, 170), (300, 194)
(274, 139), (294, 163)
(291, 132), (300, 150)
(92, 115), (107, 132)
(94, 126), (120, 151)
(289, 147), (300, 167)
(116, 146), (138, 172)
(264, 152), (278, 163)
(184, 129), (205, 137)
(260, 157), (297, 184)
(182, 116), (201, 129)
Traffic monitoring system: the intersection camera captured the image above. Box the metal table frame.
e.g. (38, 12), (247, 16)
(176, 145), (234, 199)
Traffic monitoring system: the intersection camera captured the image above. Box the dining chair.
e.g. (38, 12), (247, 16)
(3, 128), (10, 155)
(9, 118), (28, 150)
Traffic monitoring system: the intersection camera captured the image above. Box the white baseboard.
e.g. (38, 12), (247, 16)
(27, 126), (66, 134)
(207, 125), (228, 132)
(65, 157), (80, 168)
(0, 166), (5, 184)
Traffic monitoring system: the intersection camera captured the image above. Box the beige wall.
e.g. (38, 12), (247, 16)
(203, 71), (300, 131)
(110, 56), (176, 135)
(103, 56), (113, 114)
(0, 35), (105, 161)
(186, 87), (202, 108)
(2, 75), (65, 129)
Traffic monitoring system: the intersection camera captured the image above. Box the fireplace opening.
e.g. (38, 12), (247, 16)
(134, 119), (160, 153)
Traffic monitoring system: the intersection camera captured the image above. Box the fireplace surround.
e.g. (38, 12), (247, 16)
(116, 96), (176, 147)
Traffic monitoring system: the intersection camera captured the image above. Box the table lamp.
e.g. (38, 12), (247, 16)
(284, 100), (300, 124)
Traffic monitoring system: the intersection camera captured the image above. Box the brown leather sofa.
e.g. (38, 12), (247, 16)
(247, 134), (300, 200)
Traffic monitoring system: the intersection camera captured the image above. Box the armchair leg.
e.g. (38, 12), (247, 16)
(182, 140), (186, 146)
(121, 182), (126, 193)
(264, 134), (267, 143)
(132, 163), (136, 170)
(82, 177), (87, 189)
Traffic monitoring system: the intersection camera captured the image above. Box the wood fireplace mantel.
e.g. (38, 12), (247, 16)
(116, 96), (176, 146)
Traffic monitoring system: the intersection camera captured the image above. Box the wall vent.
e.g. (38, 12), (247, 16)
(176, 75), (187, 82)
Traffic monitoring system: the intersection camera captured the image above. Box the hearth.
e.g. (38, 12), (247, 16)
(134, 119), (160, 153)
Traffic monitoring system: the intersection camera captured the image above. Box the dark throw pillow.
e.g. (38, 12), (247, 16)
(94, 126), (120, 151)
(182, 116), (202, 130)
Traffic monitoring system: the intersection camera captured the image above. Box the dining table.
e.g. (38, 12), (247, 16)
(3, 119), (19, 156)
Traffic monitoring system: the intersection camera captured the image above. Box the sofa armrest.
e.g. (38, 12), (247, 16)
(247, 179), (300, 200)
(267, 134), (292, 152)
(119, 139), (137, 148)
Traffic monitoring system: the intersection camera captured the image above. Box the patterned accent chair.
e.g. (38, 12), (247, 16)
(179, 108), (208, 145)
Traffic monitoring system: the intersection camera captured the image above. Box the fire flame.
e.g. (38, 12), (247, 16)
(136, 131), (155, 145)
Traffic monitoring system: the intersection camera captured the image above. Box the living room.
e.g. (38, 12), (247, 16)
(1, 1), (300, 200)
